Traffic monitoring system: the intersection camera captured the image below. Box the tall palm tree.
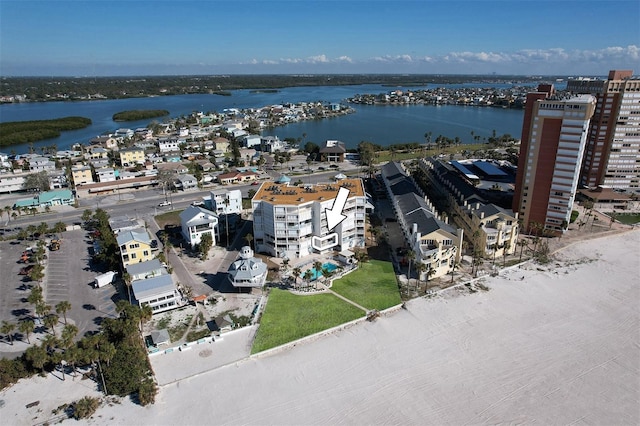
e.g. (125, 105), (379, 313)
(1, 321), (15, 346)
(292, 267), (301, 289)
(303, 270), (313, 292)
(406, 250), (416, 296)
(416, 262), (427, 293)
(55, 301), (72, 325)
(244, 233), (254, 250)
(123, 272), (133, 303)
(139, 304), (153, 332)
(19, 319), (35, 344)
(517, 239), (527, 262)
(25, 344), (48, 374)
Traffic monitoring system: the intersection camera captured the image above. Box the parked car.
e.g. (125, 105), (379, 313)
(158, 200), (172, 207)
(19, 265), (35, 275)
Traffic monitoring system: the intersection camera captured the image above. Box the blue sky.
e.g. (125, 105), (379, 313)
(1, 0), (638, 76)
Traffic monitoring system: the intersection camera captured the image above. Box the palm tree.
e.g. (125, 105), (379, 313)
(1, 321), (15, 346)
(321, 267), (334, 286)
(292, 267), (301, 289)
(60, 324), (78, 349)
(303, 270), (313, 292)
(405, 250), (416, 296)
(26, 344), (48, 374)
(123, 272), (133, 303)
(19, 319), (35, 344)
(44, 313), (60, 337)
(139, 304), (153, 332)
(55, 301), (72, 325)
(502, 241), (511, 267)
(517, 239), (528, 262)
(244, 233), (254, 250)
(416, 262), (427, 293)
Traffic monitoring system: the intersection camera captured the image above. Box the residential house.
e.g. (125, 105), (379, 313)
(119, 147), (146, 167)
(89, 136), (119, 150)
(158, 137), (181, 153)
(72, 165), (95, 186)
(116, 228), (153, 268)
(126, 259), (166, 282)
(0, 170), (27, 193)
(96, 167), (117, 183)
(227, 246), (267, 288)
(179, 205), (219, 248)
(260, 136), (284, 153)
(28, 156), (56, 172)
(243, 135), (261, 148)
(213, 137), (230, 152)
(86, 147), (109, 161)
(132, 274), (181, 314)
(115, 128), (134, 139)
(176, 173), (198, 190)
(320, 140), (346, 162)
(209, 189), (242, 215)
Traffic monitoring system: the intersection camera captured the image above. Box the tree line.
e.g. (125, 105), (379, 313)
(0, 116), (92, 147)
(1, 74), (554, 103)
(112, 109), (169, 122)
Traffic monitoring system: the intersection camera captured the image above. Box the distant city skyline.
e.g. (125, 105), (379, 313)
(1, 0), (638, 77)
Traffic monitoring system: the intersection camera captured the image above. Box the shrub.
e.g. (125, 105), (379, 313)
(570, 210), (579, 223)
(73, 396), (100, 420)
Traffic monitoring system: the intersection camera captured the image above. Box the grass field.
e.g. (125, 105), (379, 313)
(331, 260), (402, 311)
(609, 212), (640, 225)
(154, 210), (182, 229)
(251, 289), (364, 354)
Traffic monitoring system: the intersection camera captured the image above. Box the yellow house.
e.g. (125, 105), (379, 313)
(71, 165), (94, 186)
(119, 147), (145, 167)
(116, 228), (153, 267)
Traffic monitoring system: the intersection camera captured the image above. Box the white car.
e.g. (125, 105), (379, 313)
(158, 200), (172, 207)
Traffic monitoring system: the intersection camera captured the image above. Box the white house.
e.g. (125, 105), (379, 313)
(176, 174), (198, 190)
(210, 189), (242, 215)
(243, 135), (261, 148)
(96, 168), (117, 183)
(227, 246), (267, 288)
(132, 274), (181, 314)
(158, 138), (181, 153)
(179, 205), (219, 248)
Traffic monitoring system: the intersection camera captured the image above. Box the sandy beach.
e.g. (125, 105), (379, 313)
(2, 229), (639, 425)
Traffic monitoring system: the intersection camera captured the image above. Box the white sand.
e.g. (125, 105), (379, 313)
(2, 230), (639, 425)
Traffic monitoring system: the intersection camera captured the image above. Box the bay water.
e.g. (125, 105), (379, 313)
(0, 83), (528, 154)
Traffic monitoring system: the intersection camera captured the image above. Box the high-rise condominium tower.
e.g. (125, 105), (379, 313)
(567, 70), (640, 192)
(513, 84), (596, 233)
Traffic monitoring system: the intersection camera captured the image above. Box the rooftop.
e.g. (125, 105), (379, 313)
(253, 178), (364, 205)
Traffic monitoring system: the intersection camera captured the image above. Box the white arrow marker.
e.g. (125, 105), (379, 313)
(325, 187), (350, 231)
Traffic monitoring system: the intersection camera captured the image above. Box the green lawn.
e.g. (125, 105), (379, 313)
(609, 212), (640, 225)
(331, 260), (401, 311)
(251, 289), (364, 354)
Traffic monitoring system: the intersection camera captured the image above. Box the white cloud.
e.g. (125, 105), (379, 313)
(238, 45), (638, 74)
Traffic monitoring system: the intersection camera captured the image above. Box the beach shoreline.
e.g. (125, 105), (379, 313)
(1, 229), (638, 425)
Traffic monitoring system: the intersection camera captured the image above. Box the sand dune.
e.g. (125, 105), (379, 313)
(2, 230), (639, 425)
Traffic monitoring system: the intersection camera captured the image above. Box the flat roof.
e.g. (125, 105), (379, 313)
(451, 161), (480, 180)
(474, 161), (508, 177)
(253, 178), (365, 205)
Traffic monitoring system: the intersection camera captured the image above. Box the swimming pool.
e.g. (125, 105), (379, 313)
(306, 262), (338, 281)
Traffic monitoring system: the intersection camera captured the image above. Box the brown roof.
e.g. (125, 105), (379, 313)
(253, 178), (364, 205)
(578, 187), (631, 202)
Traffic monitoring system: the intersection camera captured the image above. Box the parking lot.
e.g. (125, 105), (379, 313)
(0, 229), (121, 357)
